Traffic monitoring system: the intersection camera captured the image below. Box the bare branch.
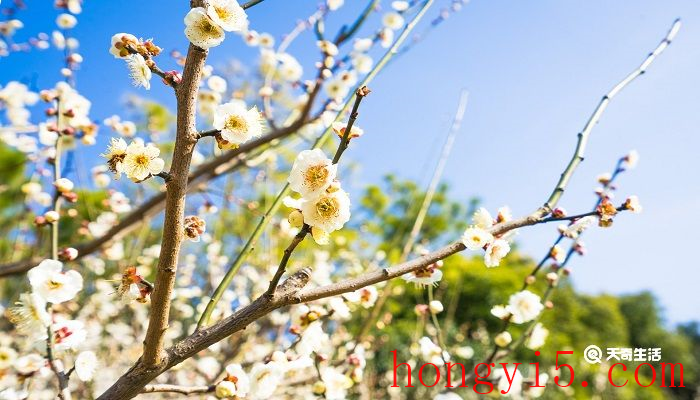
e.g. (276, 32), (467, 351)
(540, 18), (681, 213)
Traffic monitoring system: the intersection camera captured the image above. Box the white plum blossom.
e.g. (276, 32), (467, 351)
(14, 354), (45, 375)
(624, 195), (643, 213)
(507, 290), (544, 324)
(391, 1), (410, 11)
(321, 367), (353, 400)
(484, 239), (511, 267)
(623, 149), (639, 169)
(343, 286), (378, 308)
(462, 226), (494, 250)
(300, 188), (351, 233)
(122, 141), (165, 182)
(472, 207), (494, 229)
(429, 300), (444, 313)
(8, 292), (51, 341)
(297, 321), (330, 358)
(184, 7), (226, 49)
(223, 364), (250, 397)
(52, 319), (87, 352)
(494, 331), (512, 347)
(276, 52), (303, 82)
(559, 215), (596, 239)
(351, 53), (373, 74)
(74, 351), (97, 381)
(327, 0), (344, 10)
(353, 38), (373, 52)
(248, 362), (284, 400)
(418, 336), (444, 364)
(56, 14), (77, 29)
(288, 149), (338, 200)
(207, 75), (228, 93)
(403, 265), (443, 287)
(125, 54), (152, 90)
(206, 0), (248, 32)
(216, 380), (237, 398)
(28, 259), (83, 304)
(258, 33), (275, 48)
(213, 101), (264, 146)
(317, 40), (339, 56)
(526, 323), (549, 350)
(0, 347), (17, 370)
(382, 12), (405, 30)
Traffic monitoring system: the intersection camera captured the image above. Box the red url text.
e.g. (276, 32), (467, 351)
(390, 350), (685, 394)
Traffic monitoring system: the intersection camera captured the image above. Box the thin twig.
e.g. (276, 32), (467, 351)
(266, 224), (311, 296)
(140, 384), (215, 395)
(331, 86), (371, 164)
(541, 18), (681, 213)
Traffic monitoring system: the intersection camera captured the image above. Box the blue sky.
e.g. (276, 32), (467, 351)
(2, 0), (699, 324)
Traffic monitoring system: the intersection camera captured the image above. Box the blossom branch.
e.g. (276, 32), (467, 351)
(46, 325), (72, 400)
(331, 86), (370, 163)
(141, 0), (210, 368)
(266, 86), (369, 299)
(196, 0), (436, 327)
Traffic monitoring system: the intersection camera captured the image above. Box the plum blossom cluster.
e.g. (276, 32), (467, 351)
(184, 0), (248, 50)
(109, 33), (164, 90)
(461, 206), (515, 267)
(0, 81), (96, 153)
(101, 137), (165, 182)
(286, 149), (351, 245)
(5, 259), (97, 389)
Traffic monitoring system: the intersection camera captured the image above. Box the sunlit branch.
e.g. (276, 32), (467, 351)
(541, 18), (681, 213)
(196, 0), (436, 327)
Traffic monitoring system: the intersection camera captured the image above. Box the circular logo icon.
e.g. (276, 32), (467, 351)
(583, 345), (603, 364)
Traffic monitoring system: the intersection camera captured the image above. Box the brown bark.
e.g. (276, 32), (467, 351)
(141, 43), (207, 368)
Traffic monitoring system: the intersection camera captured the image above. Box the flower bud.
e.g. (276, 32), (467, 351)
(546, 272), (558, 284)
(62, 192), (78, 203)
(82, 135), (96, 146)
(551, 207), (567, 218)
(54, 178), (74, 193)
(525, 275), (536, 285)
(288, 210), (303, 228)
(58, 247), (79, 261)
(215, 380), (237, 398)
(183, 216), (206, 242)
(312, 381), (326, 395)
(429, 300), (444, 314)
(414, 304), (429, 316)
(494, 332), (512, 347)
(311, 226), (330, 245)
(259, 86), (274, 97)
(44, 210), (60, 223)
